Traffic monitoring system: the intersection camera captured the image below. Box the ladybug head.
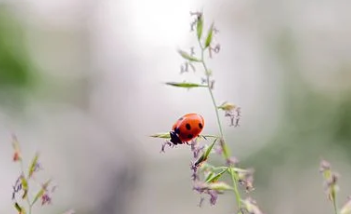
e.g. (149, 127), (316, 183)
(170, 130), (182, 145)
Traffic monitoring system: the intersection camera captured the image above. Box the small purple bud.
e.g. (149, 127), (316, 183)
(190, 161), (199, 181)
(208, 190), (218, 205)
(41, 193), (52, 205)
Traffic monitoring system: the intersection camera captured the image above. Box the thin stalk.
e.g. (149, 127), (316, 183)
(20, 160), (33, 214)
(332, 196), (338, 214)
(230, 168), (243, 213)
(198, 39), (242, 211)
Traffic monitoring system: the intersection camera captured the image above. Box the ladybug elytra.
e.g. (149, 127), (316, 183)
(170, 113), (205, 145)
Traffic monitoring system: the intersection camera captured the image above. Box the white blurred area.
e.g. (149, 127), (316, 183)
(0, 0), (351, 214)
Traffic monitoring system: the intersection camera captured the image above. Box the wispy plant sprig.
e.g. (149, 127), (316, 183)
(151, 11), (263, 214)
(319, 159), (351, 214)
(320, 159), (339, 214)
(11, 134), (74, 214)
(11, 134), (56, 214)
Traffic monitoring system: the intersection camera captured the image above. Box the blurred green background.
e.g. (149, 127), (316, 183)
(0, 6), (37, 110)
(0, 0), (351, 214)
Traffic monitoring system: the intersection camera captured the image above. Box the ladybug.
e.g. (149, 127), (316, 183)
(170, 113), (205, 145)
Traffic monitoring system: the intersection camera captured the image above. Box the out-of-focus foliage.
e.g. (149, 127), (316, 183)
(0, 6), (38, 108)
(242, 29), (351, 191)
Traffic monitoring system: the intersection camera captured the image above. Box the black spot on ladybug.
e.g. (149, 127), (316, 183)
(175, 128), (180, 134)
(186, 123), (191, 130)
(198, 123), (203, 129)
(178, 117), (183, 121)
(187, 134), (193, 139)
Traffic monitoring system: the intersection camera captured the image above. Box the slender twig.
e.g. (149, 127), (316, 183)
(333, 195), (338, 214)
(19, 160), (33, 214)
(197, 37), (242, 212)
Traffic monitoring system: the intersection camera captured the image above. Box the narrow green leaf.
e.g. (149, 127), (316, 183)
(165, 82), (207, 88)
(14, 202), (22, 212)
(177, 50), (201, 62)
(14, 202), (26, 214)
(196, 14), (203, 40)
(28, 152), (39, 178)
(204, 171), (215, 183)
(32, 189), (45, 206)
(205, 23), (214, 48)
(203, 138), (217, 158)
(208, 181), (233, 191)
(194, 138), (217, 166)
(206, 168), (228, 183)
(32, 179), (51, 205)
(218, 101), (236, 111)
(20, 175), (28, 199)
(149, 133), (170, 139)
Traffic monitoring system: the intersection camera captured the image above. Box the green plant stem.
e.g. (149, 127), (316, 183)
(332, 197), (338, 214)
(230, 168), (243, 213)
(198, 43), (223, 137)
(198, 40), (242, 211)
(20, 160), (32, 214)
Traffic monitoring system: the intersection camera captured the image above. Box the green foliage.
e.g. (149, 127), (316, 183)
(0, 6), (38, 107)
(165, 81), (207, 88)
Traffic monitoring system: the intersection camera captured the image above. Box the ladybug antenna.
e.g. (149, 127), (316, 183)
(199, 135), (207, 140)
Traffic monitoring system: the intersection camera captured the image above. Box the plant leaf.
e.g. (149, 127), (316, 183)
(203, 138), (217, 159)
(218, 101), (236, 111)
(194, 138), (217, 166)
(14, 202), (26, 214)
(205, 23), (214, 48)
(32, 188), (45, 206)
(149, 133), (171, 139)
(196, 14), (203, 40)
(28, 152), (39, 178)
(20, 175), (28, 199)
(177, 50), (201, 62)
(204, 171), (214, 182)
(32, 179), (51, 206)
(208, 181), (233, 191)
(165, 82), (207, 88)
(206, 168), (228, 183)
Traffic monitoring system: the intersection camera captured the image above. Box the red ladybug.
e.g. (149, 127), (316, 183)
(170, 113), (205, 145)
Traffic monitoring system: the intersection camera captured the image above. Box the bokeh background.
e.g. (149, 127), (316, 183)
(1, 0), (351, 213)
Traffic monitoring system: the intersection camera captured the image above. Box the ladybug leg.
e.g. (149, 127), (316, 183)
(188, 138), (198, 147)
(160, 141), (173, 153)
